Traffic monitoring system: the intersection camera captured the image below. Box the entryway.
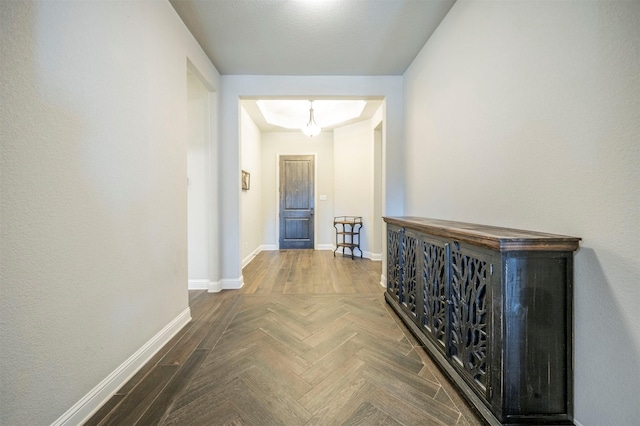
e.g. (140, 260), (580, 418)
(238, 97), (385, 265)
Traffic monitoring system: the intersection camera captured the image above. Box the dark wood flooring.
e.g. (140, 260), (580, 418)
(86, 250), (484, 425)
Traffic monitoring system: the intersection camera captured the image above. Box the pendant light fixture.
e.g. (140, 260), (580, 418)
(302, 100), (321, 137)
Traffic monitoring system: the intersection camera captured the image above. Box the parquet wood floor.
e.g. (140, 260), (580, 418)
(86, 250), (484, 425)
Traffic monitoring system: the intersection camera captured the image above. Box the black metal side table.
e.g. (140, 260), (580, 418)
(333, 216), (362, 259)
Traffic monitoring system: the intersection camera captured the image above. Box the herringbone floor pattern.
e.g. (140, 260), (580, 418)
(86, 250), (483, 426)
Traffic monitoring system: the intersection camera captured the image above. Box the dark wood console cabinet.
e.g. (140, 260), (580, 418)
(384, 217), (580, 426)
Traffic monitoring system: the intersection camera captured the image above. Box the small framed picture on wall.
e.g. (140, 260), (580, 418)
(242, 170), (250, 190)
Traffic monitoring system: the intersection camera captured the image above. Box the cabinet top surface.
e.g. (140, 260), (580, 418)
(384, 216), (581, 252)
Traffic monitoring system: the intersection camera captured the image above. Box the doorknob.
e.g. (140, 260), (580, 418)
(310, 208), (314, 215)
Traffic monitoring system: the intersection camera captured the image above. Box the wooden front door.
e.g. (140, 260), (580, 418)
(279, 155), (314, 249)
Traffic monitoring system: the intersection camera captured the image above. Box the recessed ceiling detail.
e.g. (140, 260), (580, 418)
(256, 100), (366, 131)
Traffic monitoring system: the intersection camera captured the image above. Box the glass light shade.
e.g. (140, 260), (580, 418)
(302, 123), (321, 137)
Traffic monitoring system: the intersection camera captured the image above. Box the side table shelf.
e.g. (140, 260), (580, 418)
(334, 216), (362, 259)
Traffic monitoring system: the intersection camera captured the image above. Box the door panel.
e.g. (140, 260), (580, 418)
(279, 155), (314, 249)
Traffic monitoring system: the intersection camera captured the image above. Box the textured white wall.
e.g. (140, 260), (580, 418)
(240, 107), (263, 263)
(260, 132), (335, 249)
(0, 1), (219, 424)
(372, 106), (384, 258)
(219, 76), (404, 282)
(403, 1), (639, 425)
(187, 71), (210, 280)
(373, 127), (383, 256)
(334, 121), (376, 257)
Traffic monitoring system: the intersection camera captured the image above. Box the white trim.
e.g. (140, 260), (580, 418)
(220, 276), (244, 290)
(188, 279), (210, 290)
(364, 251), (382, 261)
(333, 249), (381, 261)
(208, 280), (222, 293)
(52, 308), (191, 426)
(241, 244), (279, 270)
(316, 244), (335, 251)
(242, 245), (262, 268)
(573, 419), (584, 426)
(380, 273), (387, 288)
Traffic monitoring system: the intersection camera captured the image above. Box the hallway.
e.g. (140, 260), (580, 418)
(86, 250), (482, 425)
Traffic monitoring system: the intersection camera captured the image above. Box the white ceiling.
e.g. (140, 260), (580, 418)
(174, 0), (454, 132)
(170, 0), (456, 76)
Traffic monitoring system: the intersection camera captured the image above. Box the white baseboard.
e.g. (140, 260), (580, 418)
(242, 244), (284, 268)
(208, 280), (222, 293)
(242, 246), (263, 268)
(189, 280), (226, 293)
(188, 279), (210, 290)
(332, 248), (381, 261)
(316, 244), (335, 251)
(219, 276), (244, 290)
(380, 273), (387, 288)
(52, 308), (191, 426)
(207, 276), (244, 293)
(364, 251), (382, 261)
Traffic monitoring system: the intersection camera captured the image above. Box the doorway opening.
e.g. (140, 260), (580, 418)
(239, 97), (385, 262)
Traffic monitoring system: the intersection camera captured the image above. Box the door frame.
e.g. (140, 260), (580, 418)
(186, 65), (215, 291)
(275, 152), (318, 249)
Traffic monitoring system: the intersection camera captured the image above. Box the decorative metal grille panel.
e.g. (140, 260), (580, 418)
(387, 229), (401, 301)
(421, 242), (447, 348)
(402, 235), (418, 317)
(449, 250), (489, 390)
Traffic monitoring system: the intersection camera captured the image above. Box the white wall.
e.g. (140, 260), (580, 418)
(373, 124), (383, 256)
(219, 76), (404, 284)
(240, 107), (263, 265)
(261, 132), (335, 250)
(187, 70), (210, 283)
(403, 1), (639, 425)
(334, 120), (377, 258)
(0, 2), (220, 424)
